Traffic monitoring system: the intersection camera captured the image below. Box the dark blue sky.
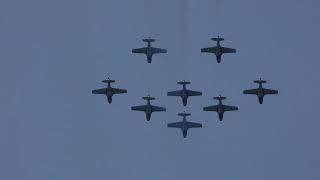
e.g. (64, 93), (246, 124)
(1, 0), (320, 179)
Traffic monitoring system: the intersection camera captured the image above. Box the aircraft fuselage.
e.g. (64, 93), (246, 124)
(181, 121), (188, 138)
(107, 96), (112, 103)
(145, 105), (152, 114)
(146, 48), (153, 56)
(215, 42), (222, 55)
(106, 86), (114, 103)
(218, 101), (224, 112)
(146, 113), (151, 121)
(181, 124), (187, 131)
(145, 102), (153, 120)
(218, 113), (224, 121)
(257, 85), (265, 104)
(106, 87), (113, 97)
(217, 102), (225, 121)
(182, 130), (188, 138)
(180, 90), (188, 106)
(218, 106), (224, 114)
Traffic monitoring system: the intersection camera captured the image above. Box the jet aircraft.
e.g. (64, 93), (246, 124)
(167, 80), (202, 106)
(201, 36), (236, 63)
(92, 78), (127, 104)
(131, 95), (166, 121)
(167, 112), (202, 138)
(132, 38), (167, 63)
(203, 95), (238, 121)
(243, 78), (278, 104)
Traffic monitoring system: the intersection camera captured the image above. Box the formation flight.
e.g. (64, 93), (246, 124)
(132, 38), (167, 63)
(243, 78), (278, 104)
(92, 78), (127, 104)
(203, 95), (238, 121)
(201, 36), (236, 63)
(131, 95), (166, 121)
(167, 112), (202, 138)
(167, 80), (202, 106)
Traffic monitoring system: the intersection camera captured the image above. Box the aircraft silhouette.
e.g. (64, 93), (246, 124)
(203, 95), (238, 121)
(201, 36), (236, 63)
(132, 38), (167, 63)
(131, 95), (166, 121)
(92, 78), (127, 104)
(243, 78), (278, 104)
(167, 80), (202, 106)
(167, 112), (202, 138)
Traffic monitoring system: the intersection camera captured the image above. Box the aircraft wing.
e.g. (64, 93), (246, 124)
(151, 47), (167, 54)
(167, 122), (182, 128)
(203, 105), (218, 112)
(186, 90), (202, 96)
(187, 122), (202, 128)
(112, 88), (127, 94)
(151, 105), (166, 112)
(167, 90), (182, 96)
(243, 88), (258, 95)
(131, 105), (147, 112)
(132, 47), (147, 54)
(92, 88), (106, 94)
(223, 105), (238, 111)
(201, 47), (216, 53)
(263, 88), (278, 95)
(221, 47), (236, 53)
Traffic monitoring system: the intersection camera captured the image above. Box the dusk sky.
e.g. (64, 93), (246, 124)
(1, 0), (320, 180)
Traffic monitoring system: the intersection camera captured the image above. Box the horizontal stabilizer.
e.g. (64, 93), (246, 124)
(214, 96), (226, 100)
(254, 79), (267, 84)
(142, 96), (155, 101)
(102, 79), (115, 84)
(177, 81), (191, 85)
(143, 38), (155, 43)
(178, 112), (191, 117)
(211, 37), (224, 41)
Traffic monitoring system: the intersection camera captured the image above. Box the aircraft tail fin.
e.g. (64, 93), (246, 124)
(214, 95), (226, 100)
(143, 38), (155, 43)
(177, 80), (191, 85)
(102, 78), (115, 84)
(178, 112), (191, 117)
(142, 96), (155, 101)
(211, 37), (224, 42)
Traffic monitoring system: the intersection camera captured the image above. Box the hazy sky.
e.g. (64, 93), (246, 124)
(1, 0), (320, 180)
